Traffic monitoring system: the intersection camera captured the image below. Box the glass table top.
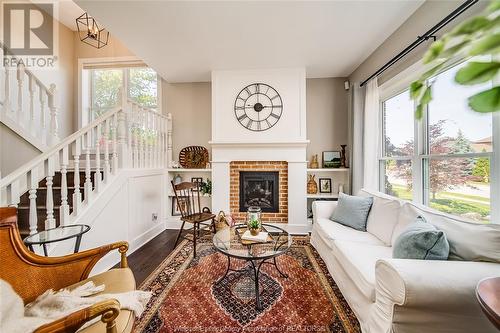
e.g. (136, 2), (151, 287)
(212, 223), (292, 260)
(24, 224), (90, 245)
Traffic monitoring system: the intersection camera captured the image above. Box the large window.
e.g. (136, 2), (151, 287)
(83, 64), (159, 123)
(381, 58), (495, 223)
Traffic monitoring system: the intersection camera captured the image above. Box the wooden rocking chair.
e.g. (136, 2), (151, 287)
(171, 181), (216, 257)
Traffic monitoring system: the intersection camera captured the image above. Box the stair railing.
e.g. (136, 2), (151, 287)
(0, 95), (171, 235)
(0, 41), (59, 147)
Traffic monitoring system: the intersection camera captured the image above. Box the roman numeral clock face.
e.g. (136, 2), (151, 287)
(234, 83), (283, 131)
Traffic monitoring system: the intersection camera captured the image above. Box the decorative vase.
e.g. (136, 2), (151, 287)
(307, 174), (318, 194)
(340, 145), (347, 168)
(173, 174), (183, 185)
(310, 154), (319, 169)
(247, 206), (262, 235)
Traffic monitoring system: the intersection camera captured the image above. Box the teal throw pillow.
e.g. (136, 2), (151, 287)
(393, 216), (450, 260)
(330, 192), (373, 231)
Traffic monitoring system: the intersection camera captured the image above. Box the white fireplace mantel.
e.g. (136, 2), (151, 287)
(210, 67), (309, 233)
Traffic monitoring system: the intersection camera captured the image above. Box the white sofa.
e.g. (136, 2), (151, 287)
(310, 189), (500, 333)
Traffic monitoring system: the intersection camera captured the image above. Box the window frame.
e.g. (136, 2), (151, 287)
(78, 56), (162, 128)
(379, 58), (499, 223)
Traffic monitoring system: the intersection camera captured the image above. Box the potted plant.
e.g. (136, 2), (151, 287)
(248, 218), (261, 236)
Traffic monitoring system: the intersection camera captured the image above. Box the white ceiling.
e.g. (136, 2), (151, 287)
(73, 0), (424, 83)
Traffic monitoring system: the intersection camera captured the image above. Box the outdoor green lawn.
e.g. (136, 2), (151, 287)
(390, 184), (490, 223)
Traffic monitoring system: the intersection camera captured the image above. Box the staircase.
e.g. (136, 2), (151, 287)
(1, 96), (173, 240)
(1, 41), (175, 246)
(1, 41), (59, 150)
(16, 170), (101, 237)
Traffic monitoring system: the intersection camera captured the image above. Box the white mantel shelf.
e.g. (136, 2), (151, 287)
(209, 140), (310, 148)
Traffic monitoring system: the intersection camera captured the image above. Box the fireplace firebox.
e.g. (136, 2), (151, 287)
(239, 171), (279, 213)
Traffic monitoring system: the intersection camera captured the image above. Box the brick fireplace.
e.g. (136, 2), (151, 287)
(230, 161), (288, 223)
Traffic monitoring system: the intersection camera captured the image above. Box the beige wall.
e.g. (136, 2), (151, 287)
(349, 0), (487, 85)
(306, 78), (348, 163)
(162, 78), (349, 165)
(73, 33), (134, 59)
(0, 124), (41, 176)
(163, 81), (212, 160)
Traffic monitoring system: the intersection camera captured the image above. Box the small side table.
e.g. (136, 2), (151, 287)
(23, 224), (91, 256)
(476, 277), (500, 330)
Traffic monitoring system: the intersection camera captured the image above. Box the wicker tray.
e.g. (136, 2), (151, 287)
(179, 146), (209, 169)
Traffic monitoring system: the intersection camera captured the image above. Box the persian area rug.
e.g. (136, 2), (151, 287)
(135, 236), (360, 333)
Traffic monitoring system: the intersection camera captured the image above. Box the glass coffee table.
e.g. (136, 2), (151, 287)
(23, 224), (91, 256)
(212, 223), (292, 309)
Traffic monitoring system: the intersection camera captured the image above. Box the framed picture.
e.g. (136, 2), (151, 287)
(319, 178), (332, 193)
(191, 177), (203, 191)
(172, 196), (188, 216)
(323, 151), (341, 168)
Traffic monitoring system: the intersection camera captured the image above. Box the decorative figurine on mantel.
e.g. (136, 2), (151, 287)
(340, 145), (347, 168)
(307, 174), (318, 194)
(310, 154), (319, 169)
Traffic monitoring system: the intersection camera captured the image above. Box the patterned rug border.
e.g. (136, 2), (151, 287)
(134, 235), (360, 333)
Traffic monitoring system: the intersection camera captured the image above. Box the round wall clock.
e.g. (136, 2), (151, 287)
(234, 83), (283, 131)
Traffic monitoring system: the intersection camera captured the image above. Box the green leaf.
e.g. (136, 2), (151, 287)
(450, 16), (491, 36)
(410, 81), (424, 99)
(469, 33), (500, 55)
(421, 61), (446, 80)
(415, 104), (424, 119)
(423, 40), (445, 64)
(440, 39), (470, 58)
(487, 0), (500, 13)
(455, 61), (500, 85)
(421, 86), (432, 105)
(468, 86), (500, 113)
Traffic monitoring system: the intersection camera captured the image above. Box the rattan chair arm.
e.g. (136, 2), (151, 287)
(34, 299), (121, 333)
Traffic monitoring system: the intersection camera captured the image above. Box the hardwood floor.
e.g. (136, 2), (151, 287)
(121, 229), (180, 285)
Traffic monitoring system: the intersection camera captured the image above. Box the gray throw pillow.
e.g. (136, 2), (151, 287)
(393, 216), (450, 260)
(330, 192), (373, 231)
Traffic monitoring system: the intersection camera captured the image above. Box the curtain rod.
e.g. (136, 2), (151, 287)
(359, 0), (478, 87)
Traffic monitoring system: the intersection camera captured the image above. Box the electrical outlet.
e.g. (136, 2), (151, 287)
(152, 213), (158, 222)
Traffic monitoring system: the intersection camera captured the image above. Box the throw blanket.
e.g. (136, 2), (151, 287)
(0, 279), (151, 333)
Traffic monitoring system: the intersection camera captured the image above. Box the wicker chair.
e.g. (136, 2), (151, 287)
(0, 207), (136, 333)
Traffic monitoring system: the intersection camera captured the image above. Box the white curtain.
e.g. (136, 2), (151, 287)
(349, 83), (365, 195)
(362, 78), (380, 191)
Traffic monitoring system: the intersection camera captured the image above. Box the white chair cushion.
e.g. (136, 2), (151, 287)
(332, 240), (392, 302)
(359, 189), (402, 245)
(315, 218), (385, 247)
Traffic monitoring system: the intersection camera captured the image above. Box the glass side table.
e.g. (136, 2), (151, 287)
(23, 224), (91, 256)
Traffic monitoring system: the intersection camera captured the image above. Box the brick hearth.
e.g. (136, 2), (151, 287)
(230, 161), (288, 223)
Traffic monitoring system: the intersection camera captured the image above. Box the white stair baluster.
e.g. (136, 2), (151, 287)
(48, 84), (59, 145)
(127, 109), (132, 166)
(84, 131), (92, 202)
(139, 109), (145, 168)
(45, 157), (56, 230)
(4, 67), (10, 113)
(132, 105), (138, 168)
(94, 124), (102, 192)
(104, 118), (111, 181)
(28, 169), (38, 235)
(16, 63), (25, 122)
(28, 74), (36, 129)
(154, 113), (159, 167)
(39, 84), (46, 142)
(59, 146), (69, 225)
(112, 113), (118, 174)
(73, 137), (82, 215)
(167, 113), (173, 168)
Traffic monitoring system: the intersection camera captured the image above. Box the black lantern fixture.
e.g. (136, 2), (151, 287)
(76, 12), (109, 49)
